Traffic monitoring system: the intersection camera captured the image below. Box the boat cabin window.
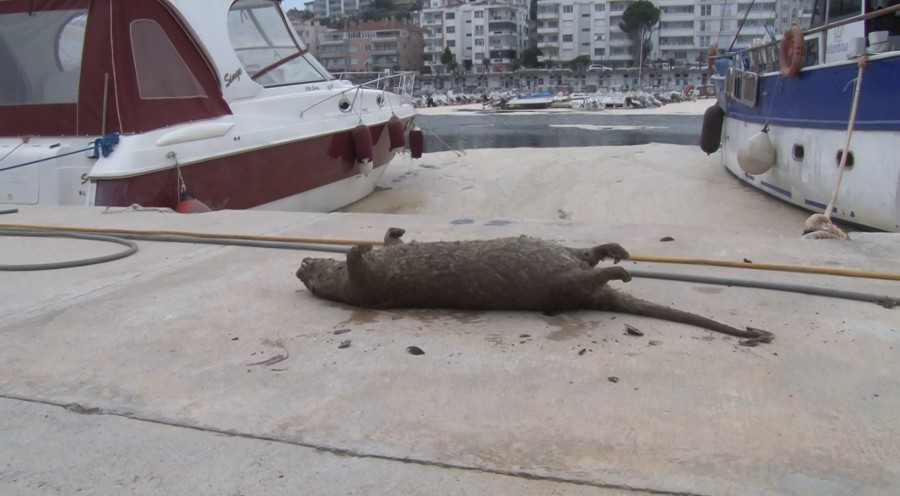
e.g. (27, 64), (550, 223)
(131, 20), (207, 99)
(227, 0), (331, 86)
(0, 10), (86, 105)
(829, 0), (864, 21)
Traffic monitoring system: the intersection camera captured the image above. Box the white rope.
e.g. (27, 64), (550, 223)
(824, 56), (866, 219)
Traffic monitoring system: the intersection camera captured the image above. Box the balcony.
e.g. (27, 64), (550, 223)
(536, 27), (558, 34)
(658, 28), (696, 37)
(488, 21), (516, 31)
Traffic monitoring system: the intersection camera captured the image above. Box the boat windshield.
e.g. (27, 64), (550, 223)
(227, 0), (332, 86)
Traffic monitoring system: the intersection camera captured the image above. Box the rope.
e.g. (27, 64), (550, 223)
(825, 56), (867, 219)
(0, 133), (120, 173)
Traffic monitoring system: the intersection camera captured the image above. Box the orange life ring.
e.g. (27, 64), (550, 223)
(780, 25), (805, 77)
(707, 43), (718, 70)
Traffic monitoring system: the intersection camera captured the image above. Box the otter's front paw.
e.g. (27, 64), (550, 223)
(598, 243), (630, 264)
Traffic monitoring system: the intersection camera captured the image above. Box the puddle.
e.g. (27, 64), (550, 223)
(545, 314), (603, 341)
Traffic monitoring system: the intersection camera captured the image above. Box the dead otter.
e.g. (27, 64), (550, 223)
(296, 228), (773, 345)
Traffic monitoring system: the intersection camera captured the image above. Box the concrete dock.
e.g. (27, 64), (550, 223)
(1, 204), (898, 495)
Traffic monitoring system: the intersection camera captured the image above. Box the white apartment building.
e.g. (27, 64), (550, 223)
(418, 0), (530, 74)
(533, 0), (804, 69)
(291, 19), (333, 58)
(304, 0), (372, 19)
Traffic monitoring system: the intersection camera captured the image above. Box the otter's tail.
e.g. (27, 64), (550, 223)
(593, 287), (774, 345)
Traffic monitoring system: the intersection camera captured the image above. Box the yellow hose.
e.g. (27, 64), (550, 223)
(628, 255), (900, 282)
(0, 223), (373, 246)
(3, 223), (900, 281)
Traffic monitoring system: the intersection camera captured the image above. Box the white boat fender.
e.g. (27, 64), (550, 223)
(700, 105), (726, 154)
(387, 115), (405, 150)
(409, 127), (424, 159)
(738, 128), (776, 175)
(352, 124), (374, 176)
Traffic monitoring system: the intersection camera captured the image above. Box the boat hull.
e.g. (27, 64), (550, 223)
(722, 119), (900, 231)
(717, 53), (900, 232)
(90, 122), (402, 212)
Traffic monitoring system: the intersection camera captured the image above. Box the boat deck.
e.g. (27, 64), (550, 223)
(1, 205), (899, 495)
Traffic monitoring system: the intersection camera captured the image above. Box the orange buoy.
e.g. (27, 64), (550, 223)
(352, 124), (374, 164)
(175, 190), (211, 213)
(409, 127), (424, 159)
(387, 115), (405, 150)
(780, 25), (805, 78)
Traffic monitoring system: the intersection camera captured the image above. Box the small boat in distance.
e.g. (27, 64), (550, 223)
(0, 0), (418, 212)
(502, 92), (556, 110)
(704, 1), (900, 232)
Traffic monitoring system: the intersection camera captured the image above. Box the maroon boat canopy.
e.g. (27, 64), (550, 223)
(0, 0), (230, 136)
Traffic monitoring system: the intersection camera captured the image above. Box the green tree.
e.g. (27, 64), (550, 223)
(441, 47), (456, 71)
(570, 55), (591, 72)
(522, 46), (542, 67)
(619, 0), (660, 67)
(363, 0), (395, 21)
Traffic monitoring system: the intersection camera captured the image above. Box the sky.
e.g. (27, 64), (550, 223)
(280, 0), (306, 11)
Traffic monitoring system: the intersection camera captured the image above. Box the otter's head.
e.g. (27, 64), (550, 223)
(296, 257), (349, 299)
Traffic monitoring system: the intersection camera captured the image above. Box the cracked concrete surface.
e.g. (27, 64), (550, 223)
(1, 205), (898, 495)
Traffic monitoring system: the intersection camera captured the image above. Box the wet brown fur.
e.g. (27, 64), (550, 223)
(297, 229), (773, 345)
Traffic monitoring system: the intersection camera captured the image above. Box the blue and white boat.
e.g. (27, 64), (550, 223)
(703, 1), (900, 232)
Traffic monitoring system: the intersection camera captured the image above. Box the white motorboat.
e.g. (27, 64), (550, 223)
(0, 0), (420, 212)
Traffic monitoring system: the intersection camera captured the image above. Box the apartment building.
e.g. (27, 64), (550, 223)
(418, 0), (530, 74)
(291, 19), (333, 58)
(316, 20), (424, 73)
(533, 0), (804, 69)
(304, 0), (372, 19)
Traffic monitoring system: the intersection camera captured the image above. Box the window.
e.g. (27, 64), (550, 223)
(828, 0), (862, 20)
(700, 5), (712, 16)
(563, 5), (573, 13)
(594, 4), (605, 12)
(475, 11), (483, 18)
(447, 26), (455, 33)
(0, 9), (88, 105)
(227, 0), (329, 86)
(58, 13), (87, 73)
(446, 12), (455, 20)
(447, 40), (456, 47)
(132, 20), (205, 99)
(563, 34), (573, 42)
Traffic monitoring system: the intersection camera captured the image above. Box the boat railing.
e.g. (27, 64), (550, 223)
(711, 2), (900, 64)
(333, 71), (417, 103)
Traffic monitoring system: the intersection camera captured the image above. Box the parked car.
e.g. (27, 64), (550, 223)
(587, 64), (613, 72)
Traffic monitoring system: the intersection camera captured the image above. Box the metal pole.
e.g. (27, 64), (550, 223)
(637, 27), (644, 89)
